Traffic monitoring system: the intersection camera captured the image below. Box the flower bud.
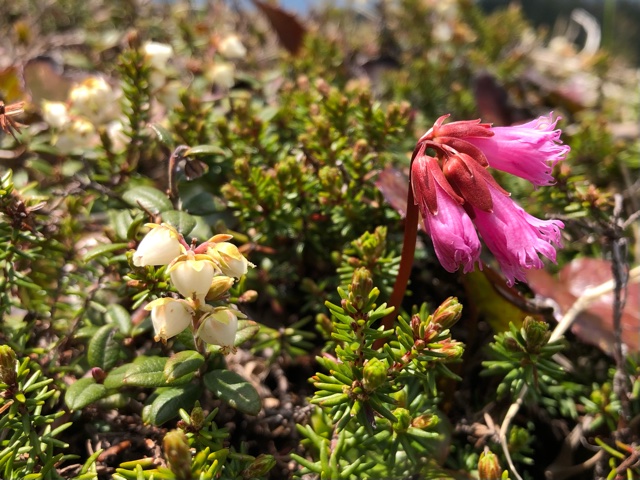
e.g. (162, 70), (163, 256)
(133, 223), (184, 267)
(522, 316), (551, 354)
(91, 367), (107, 384)
(163, 430), (191, 480)
(145, 298), (194, 343)
(190, 401), (204, 430)
(350, 267), (373, 310)
(205, 275), (235, 301)
(392, 408), (411, 433)
(218, 35), (247, 60)
(0, 345), (17, 388)
(432, 297), (463, 330)
(197, 307), (239, 348)
(412, 413), (438, 430)
(206, 242), (253, 279)
(168, 252), (218, 302)
(478, 448), (502, 480)
(362, 357), (388, 392)
(242, 454), (276, 478)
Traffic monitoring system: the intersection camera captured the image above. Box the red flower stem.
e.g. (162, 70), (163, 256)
(374, 146), (421, 349)
(383, 188), (418, 333)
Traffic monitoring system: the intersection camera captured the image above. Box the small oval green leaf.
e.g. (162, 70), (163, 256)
(164, 350), (204, 383)
(185, 145), (226, 157)
(144, 384), (201, 425)
(109, 209), (134, 241)
(161, 210), (197, 236)
(65, 378), (109, 410)
(103, 364), (130, 390)
(235, 320), (260, 347)
(122, 356), (168, 387)
(203, 370), (261, 415)
(87, 325), (122, 371)
(147, 123), (174, 147)
(82, 243), (129, 262)
(123, 186), (172, 215)
(105, 304), (132, 335)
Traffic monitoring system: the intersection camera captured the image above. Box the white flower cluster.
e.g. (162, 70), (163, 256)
(42, 76), (124, 154)
(206, 34), (248, 90)
(133, 223), (254, 352)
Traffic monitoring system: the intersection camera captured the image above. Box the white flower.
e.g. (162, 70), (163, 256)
(168, 252), (218, 302)
(143, 41), (174, 71)
(207, 62), (235, 89)
(197, 307), (239, 347)
(106, 120), (128, 153)
(145, 298), (194, 343)
(218, 35), (247, 60)
(54, 118), (97, 154)
(206, 242), (254, 279)
(133, 223), (184, 267)
(69, 76), (120, 125)
(42, 101), (70, 129)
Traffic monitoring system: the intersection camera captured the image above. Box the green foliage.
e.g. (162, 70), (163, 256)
(292, 268), (463, 478)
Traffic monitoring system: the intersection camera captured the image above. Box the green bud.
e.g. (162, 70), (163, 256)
(432, 297), (463, 330)
(390, 388), (407, 408)
(350, 267), (373, 310)
(0, 345), (17, 388)
(392, 408), (411, 433)
(190, 401), (204, 430)
(362, 358), (388, 392)
(163, 430), (192, 480)
(205, 275), (235, 301)
(478, 448), (502, 480)
(522, 317), (551, 353)
(412, 413), (438, 430)
(242, 454), (276, 478)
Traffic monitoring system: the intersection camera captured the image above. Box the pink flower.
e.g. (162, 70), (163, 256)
(460, 113), (570, 186)
(411, 151), (481, 274)
(410, 112), (569, 284)
(472, 183), (564, 286)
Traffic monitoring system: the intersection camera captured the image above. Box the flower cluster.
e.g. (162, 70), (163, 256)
(205, 34), (248, 90)
(132, 223), (254, 351)
(411, 113), (570, 285)
(42, 76), (124, 154)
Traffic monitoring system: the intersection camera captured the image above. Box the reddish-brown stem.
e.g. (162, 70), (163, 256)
(374, 184), (419, 349)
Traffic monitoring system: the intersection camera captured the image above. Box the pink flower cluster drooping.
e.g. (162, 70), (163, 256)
(412, 113), (569, 285)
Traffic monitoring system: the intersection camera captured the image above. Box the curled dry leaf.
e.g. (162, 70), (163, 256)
(527, 258), (639, 355)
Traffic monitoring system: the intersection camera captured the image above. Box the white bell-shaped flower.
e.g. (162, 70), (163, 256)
(218, 35), (247, 60)
(197, 307), (239, 348)
(68, 76), (120, 125)
(133, 223), (184, 267)
(145, 298), (194, 343)
(168, 252), (218, 302)
(42, 101), (70, 129)
(143, 41), (174, 71)
(206, 242), (254, 279)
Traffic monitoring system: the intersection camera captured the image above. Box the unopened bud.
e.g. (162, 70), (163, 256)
(0, 345), (17, 388)
(412, 413), (438, 430)
(522, 316), (550, 354)
(206, 275), (235, 301)
(439, 340), (464, 360)
(362, 358), (388, 392)
(91, 367), (106, 384)
(242, 454), (276, 478)
(238, 289), (258, 303)
(393, 408), (411, 433)
(350, 267), (373, 310)
(478, 448), (502, 480)
(432, 297), (463, 330)
(190, 401), (204, 430)
(163, 430), (192, 480)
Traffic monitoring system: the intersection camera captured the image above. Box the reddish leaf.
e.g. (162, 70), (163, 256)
(252, 0), (306, 55)
(375, 167), (409, 218)
(527, 258), (639, 355)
